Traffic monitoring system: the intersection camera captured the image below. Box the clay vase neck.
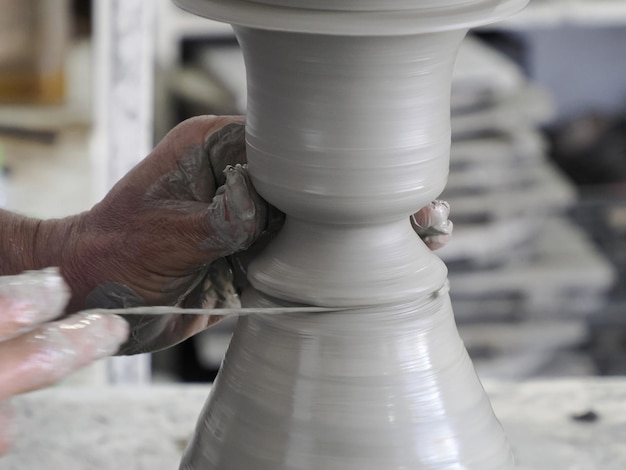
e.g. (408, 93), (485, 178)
(241, 28), (459, 306)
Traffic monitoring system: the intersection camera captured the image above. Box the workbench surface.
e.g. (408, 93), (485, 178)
(4, 379), (625, 469)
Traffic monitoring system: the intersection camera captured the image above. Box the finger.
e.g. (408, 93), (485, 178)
(158, 115), (245, 167)
(0, 268), (70, 339)
(205, 121), (247, 186)
(422, 233), (451, 251)
(412, 201), (453, 251)
(85, 280), (222, 355)
(0, 312), (129, 401)
(413, 200), (451, 231)
(201, 165), (268, 256)
(181, 258), (240, 310)
(0, 404), (13, 456)
(228, 206), (286, 291)
(142, 117), (246, 207)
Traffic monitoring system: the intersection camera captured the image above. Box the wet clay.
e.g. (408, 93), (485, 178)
(181, 288), (515, 469)
(173, 1), (529, 468)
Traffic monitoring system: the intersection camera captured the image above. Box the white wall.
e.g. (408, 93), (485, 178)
(520, 26), (626, 122)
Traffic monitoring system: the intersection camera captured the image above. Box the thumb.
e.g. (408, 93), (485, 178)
(201, 164), (268, 257)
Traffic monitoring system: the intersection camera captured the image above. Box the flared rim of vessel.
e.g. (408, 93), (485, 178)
(173, 0), (529, 35)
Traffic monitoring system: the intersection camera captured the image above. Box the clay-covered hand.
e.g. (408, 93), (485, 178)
(54, 116), (268, 353)
(0, 269), (129, 456)
(412, 200), (453, 251)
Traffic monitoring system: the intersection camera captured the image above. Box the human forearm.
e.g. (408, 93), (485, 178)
(0, 209), (43, 275)
(0, 209), (82, 285)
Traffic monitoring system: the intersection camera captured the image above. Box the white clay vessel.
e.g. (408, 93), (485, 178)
(173, 0), (529, 468)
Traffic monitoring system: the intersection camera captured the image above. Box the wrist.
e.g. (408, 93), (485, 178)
(36, 214), (89, 312)
(33, 215), (83, 269)
(0, 210), (45, 274)
(0, 209), (87, 311)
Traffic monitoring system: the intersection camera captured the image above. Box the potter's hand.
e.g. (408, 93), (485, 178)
(60, 116), (268, 353)
(0, 269), (129, 455)
(412, 200), (453, 250)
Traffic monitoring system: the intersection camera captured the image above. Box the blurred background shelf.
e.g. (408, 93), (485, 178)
(483, 0), (626, 30)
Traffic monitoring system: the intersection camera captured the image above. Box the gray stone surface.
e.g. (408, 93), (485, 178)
(4, 379), (626, 469)
(489, 379), (626, 470)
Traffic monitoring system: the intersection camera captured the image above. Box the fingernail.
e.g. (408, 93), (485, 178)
(104, 313), (130, 340)
(93, 314), (129, 357)
(0, 268), (70, 327)
(434, 199), (451, 212)
(58, 312), (129, 358)
(431, 200), (450, 220)
(223, 165), (256, 220)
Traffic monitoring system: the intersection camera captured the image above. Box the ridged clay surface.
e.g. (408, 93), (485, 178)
(180, 289), (514, 469)
(173, 0), (528, 468)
